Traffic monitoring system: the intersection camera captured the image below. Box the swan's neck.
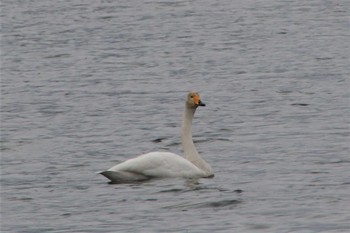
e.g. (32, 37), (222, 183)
(181, 104), (213, 176)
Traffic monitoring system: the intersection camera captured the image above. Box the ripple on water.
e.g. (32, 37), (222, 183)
(164, 198), (242, 210)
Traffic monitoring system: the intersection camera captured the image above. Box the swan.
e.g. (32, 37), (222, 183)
(99, 91), (214, 183)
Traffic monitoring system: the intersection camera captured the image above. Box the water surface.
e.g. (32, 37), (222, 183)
(1, 0), (350, 232)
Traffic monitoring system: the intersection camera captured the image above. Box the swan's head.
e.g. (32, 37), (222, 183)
(187, 91), (205, 108)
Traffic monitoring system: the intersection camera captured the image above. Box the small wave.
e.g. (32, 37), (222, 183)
(157, 188), (184, 193)
(202, 199), (241, 208)
(291, 103), (309, 106)
(152, 137), (167, 143)
(165, 199), (242, 210)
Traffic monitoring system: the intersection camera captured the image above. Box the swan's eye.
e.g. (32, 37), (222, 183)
(190, 95), (194, 98)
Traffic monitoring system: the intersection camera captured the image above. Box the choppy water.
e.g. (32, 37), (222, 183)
(1, 0), (350, 232)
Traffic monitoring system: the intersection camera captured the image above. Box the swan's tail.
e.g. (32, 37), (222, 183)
(99, 170), (150, 184)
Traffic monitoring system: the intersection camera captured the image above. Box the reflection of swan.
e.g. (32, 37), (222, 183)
(99, 91), (214, 183)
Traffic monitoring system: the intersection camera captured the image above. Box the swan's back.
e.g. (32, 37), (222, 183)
(107, 152), (206, 178)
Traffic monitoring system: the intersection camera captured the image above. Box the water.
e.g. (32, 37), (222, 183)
(1, 0), (350, 232)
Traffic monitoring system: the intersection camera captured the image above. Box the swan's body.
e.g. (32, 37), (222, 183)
(100, 91), (213, 183)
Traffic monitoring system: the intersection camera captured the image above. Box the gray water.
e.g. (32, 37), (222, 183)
(1, 0), (350, 232)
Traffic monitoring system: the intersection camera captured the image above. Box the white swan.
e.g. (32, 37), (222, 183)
(99, 91), (214, 183)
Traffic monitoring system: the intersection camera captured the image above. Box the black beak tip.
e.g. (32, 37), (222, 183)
(199, 101), (206, 107)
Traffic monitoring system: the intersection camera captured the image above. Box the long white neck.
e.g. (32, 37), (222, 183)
(181, 104), (213, 176)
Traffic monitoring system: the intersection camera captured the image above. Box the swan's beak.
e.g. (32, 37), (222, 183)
(193, 94), (206, 107)
(198, 100), (206, 107)
(193, 93), (205, 107)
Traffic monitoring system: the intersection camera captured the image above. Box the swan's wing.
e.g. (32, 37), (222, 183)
(107, 152), (205, 178)
(100, 171), (149, 183)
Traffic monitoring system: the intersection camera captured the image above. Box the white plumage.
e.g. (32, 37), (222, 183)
(107, 152), (206, 178)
